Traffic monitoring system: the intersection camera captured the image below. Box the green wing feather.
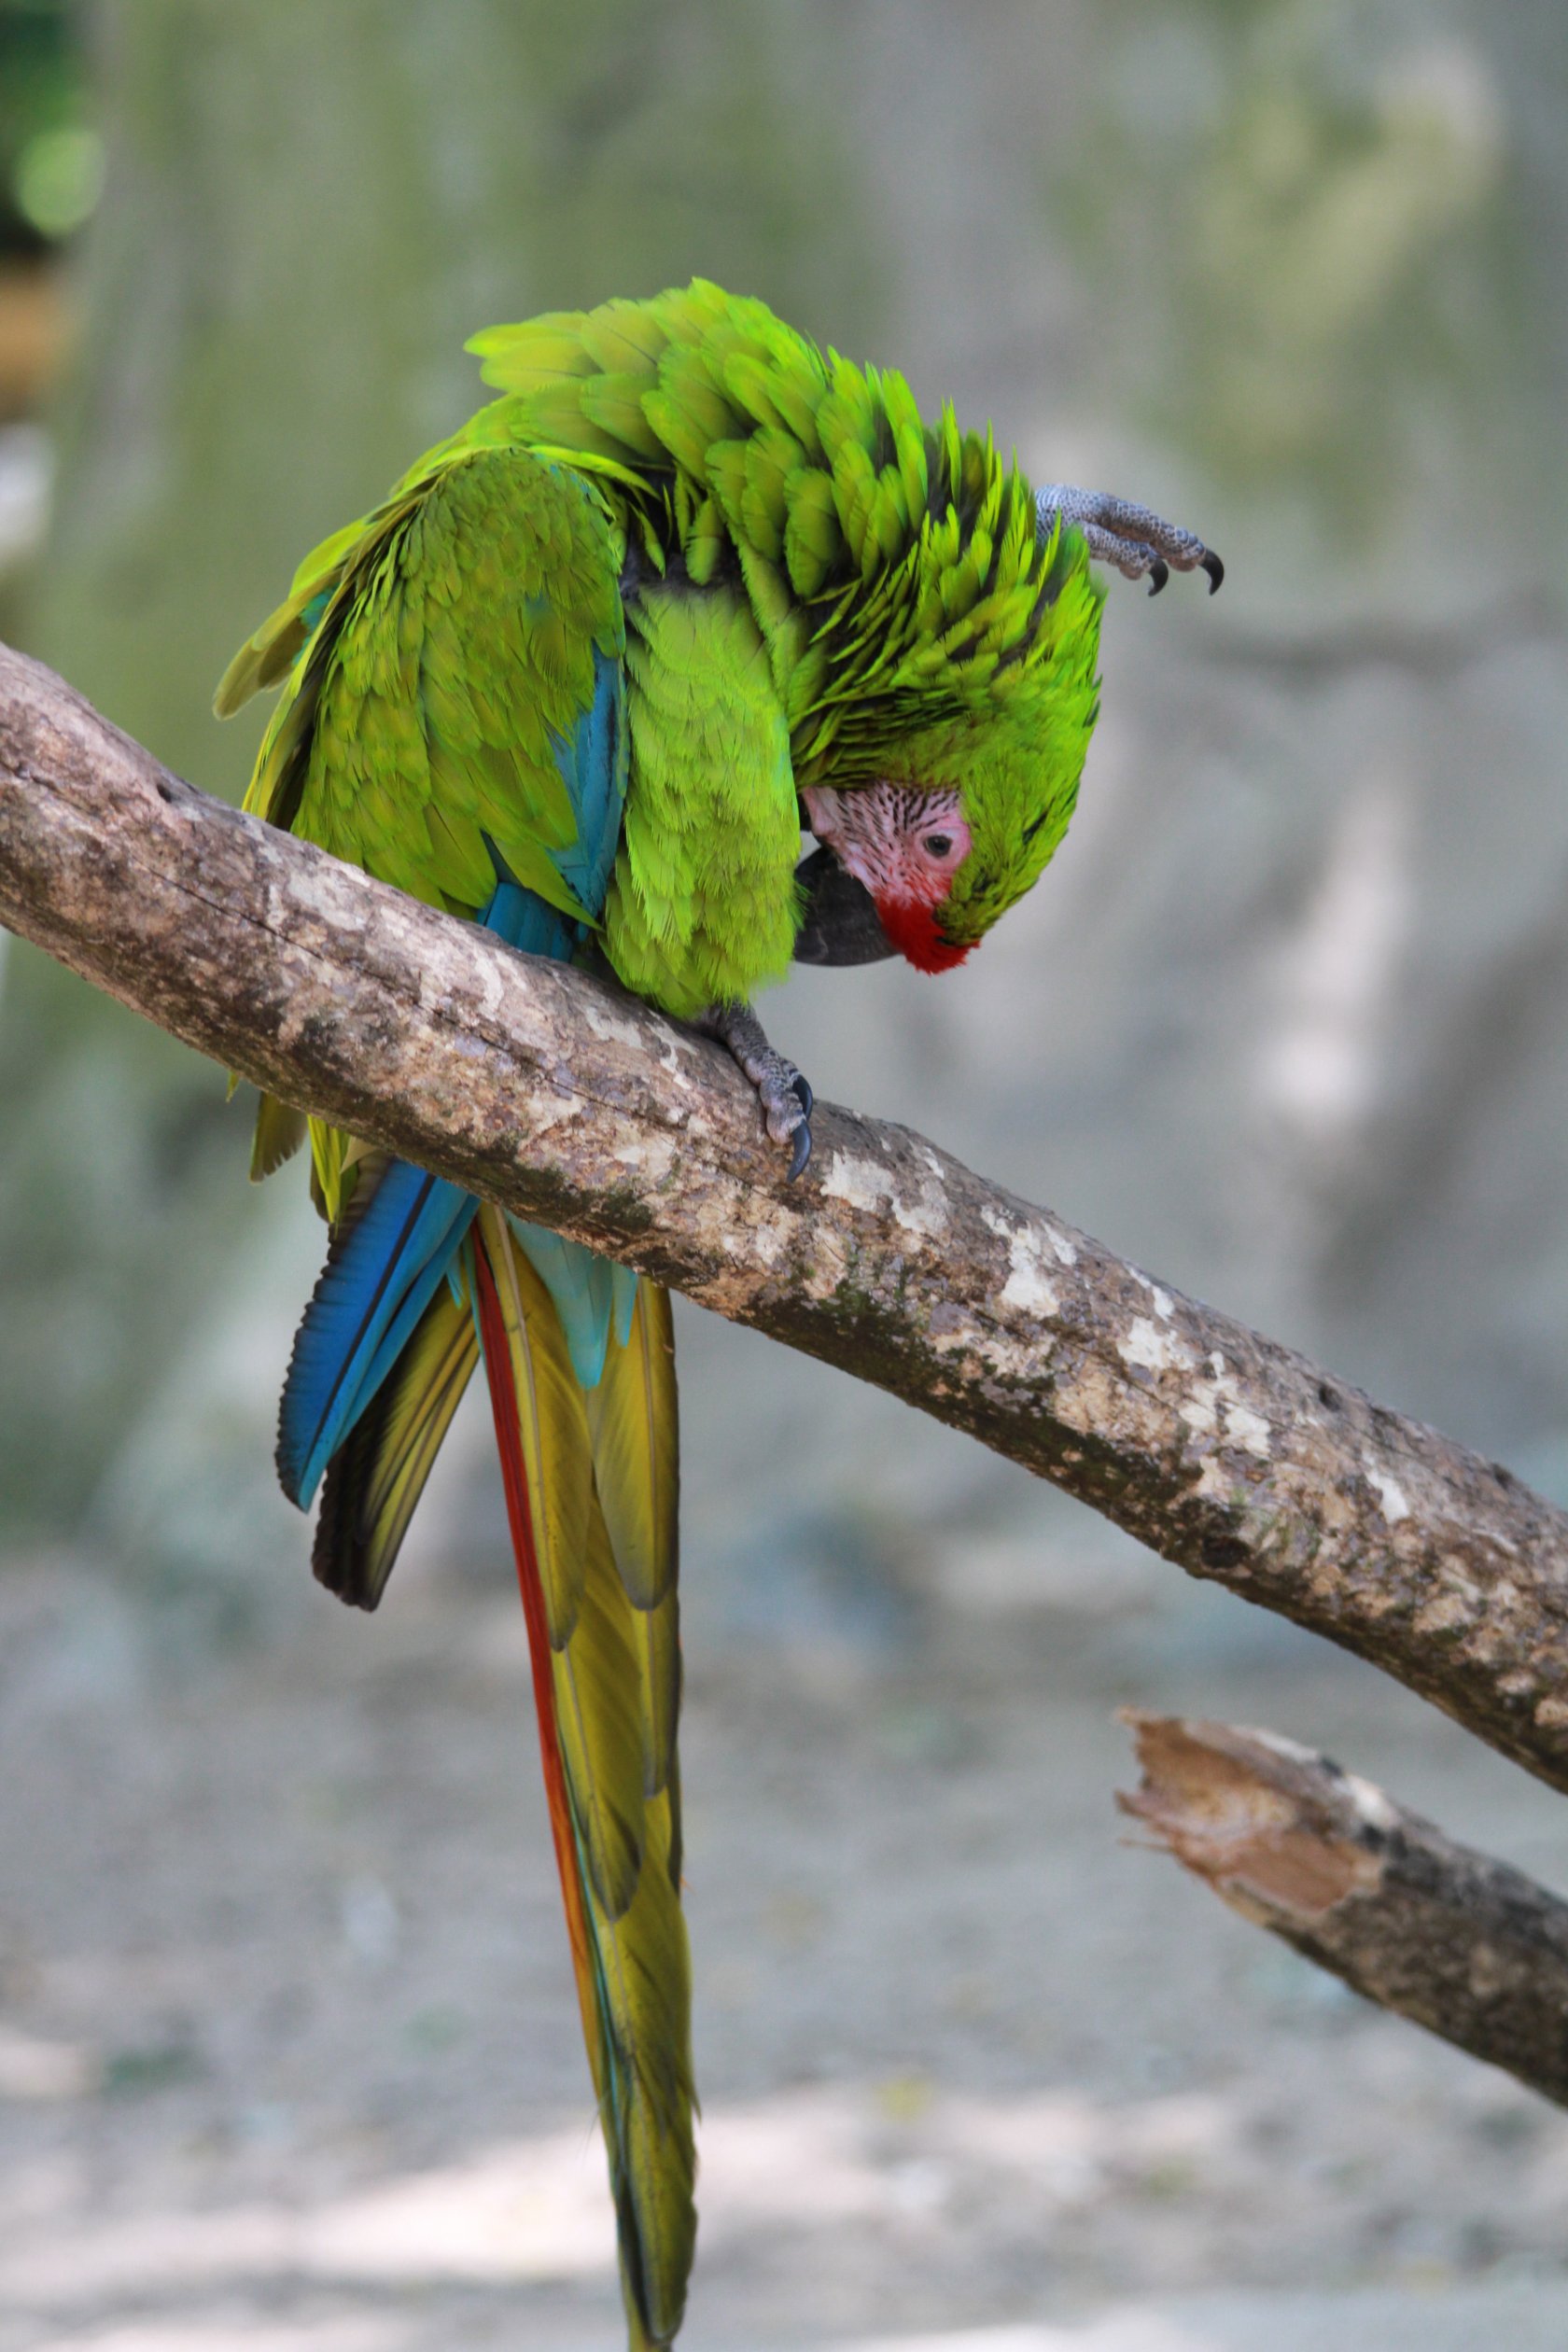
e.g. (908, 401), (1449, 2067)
(249, 1094), (307, 1182)
(225, 442), (625, 1212)
(222, 445), (620, 916)
(283, 450), (615, 922)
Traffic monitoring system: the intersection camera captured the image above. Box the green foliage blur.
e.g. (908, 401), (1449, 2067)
(0, 2), (100, 255)
(0, 9), (95, 449)
(1056, 3), (1529, 520)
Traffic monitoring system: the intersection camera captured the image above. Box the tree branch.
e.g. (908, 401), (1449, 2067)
(6, 637), (1568, 1799)
(1119, 1712), (1568, 2107)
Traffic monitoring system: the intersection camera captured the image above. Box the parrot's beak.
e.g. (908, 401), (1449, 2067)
(791, 845), (898, 966)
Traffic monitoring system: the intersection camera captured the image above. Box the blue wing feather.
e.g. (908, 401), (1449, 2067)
(545, 646), (625, 917)
(279, 627), (635, 1513)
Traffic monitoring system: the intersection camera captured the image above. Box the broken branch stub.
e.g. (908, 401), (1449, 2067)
(1120, 1712), (1568, 2107)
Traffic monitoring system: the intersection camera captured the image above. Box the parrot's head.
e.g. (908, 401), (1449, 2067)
(797, 704), (1096, 975)
(790, 453), (1108, 975)
(798, 783), (973, 973)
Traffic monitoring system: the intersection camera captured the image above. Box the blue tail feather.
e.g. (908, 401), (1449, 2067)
(506, 1216), (632, 1390)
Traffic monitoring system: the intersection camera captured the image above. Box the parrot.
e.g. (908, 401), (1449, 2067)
(215, 278), (1221, 2349)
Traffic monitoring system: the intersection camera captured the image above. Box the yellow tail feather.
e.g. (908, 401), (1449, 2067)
(475, 1208), (694, 2349)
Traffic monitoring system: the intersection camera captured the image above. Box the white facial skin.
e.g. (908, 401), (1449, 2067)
(800, 783), (971, 912)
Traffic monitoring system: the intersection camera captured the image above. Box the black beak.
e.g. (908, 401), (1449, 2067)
(792, 846), (897, 966)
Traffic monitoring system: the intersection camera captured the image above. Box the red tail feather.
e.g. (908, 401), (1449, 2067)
(473, 1240), (594, 1992)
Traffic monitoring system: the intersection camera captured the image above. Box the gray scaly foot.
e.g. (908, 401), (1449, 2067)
(700, 1001), (815, 1181)
(1035, 485), (1225, 596)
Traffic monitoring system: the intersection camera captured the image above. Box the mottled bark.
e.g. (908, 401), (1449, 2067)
(6, 637), (1568, 1799)
(1120, 1712), (1568, 2107)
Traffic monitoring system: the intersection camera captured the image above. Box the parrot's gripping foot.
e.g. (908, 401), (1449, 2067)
(699, 1001), (814, 1181)
(1034, 485), (1224, 596)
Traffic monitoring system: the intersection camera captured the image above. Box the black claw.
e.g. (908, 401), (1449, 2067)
(1146, 558), (1169, 596)
(787, 1118), (813, 1183)
(791, 1071), (814, 1120)
(1202, 551), (1225, 595)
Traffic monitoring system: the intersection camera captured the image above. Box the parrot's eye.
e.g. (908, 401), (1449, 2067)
(923, 833), (954, 861)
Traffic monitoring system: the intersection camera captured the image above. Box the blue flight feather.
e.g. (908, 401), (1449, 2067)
(545, 644), (626, 917)
(278, 1165), (477, 1508)
(276, 880), (573, 1509)
(278, 619), (637, 1513)
(505, 636), (636, 1392)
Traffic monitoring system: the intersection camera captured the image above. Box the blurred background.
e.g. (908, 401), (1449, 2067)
(3, 4), (1568, 2347)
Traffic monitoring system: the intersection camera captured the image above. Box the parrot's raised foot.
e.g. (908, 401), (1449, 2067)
(699, 1001), (814, 1181)
(1035, 485), (1224, 596)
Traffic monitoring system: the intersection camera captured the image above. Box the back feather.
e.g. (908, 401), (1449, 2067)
(460, 278), (1099, 792)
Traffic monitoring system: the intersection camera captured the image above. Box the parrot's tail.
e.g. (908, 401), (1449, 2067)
(275, 1155), (695, 2345)
(471, 1205), (694, 2352)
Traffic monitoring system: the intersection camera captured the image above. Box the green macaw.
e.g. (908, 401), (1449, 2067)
(217, 278), (1220, 2349)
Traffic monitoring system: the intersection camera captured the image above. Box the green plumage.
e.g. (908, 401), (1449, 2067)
(220, 279), (1110, 2352)
(605, 586), (798, 1015)
(220, 276), (1104, 1031)
(461, 282), (1105, 948)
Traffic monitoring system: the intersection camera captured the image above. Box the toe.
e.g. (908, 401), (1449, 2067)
(1039, 487), (1223, 595)
(1082, 524), (1163, 584)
